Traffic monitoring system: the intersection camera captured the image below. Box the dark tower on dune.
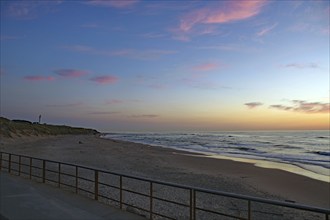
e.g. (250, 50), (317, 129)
(38, 115), (41, 124)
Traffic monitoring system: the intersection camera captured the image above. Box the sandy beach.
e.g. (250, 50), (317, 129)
(0, 134), (329, 219)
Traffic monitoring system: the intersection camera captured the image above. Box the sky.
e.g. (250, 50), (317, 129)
(0, 0), (329, 132)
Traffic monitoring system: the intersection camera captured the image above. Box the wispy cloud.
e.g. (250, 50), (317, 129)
(130, 114), (159, 118)
(289, 23), (310, 32)
(105, 99), (141, 105)
(321, 26), (330, 35)
(290, 23), (329, 36)
(192, 63), (219, 71)
(269, 105), (293, 111)
(5, 1), (39, 19)
(89, 111), (120, 115)
(0, 35), (21, 41)
(86, 0), (139, 8)
(174, 0), (267, 40)
(62, 45), (177, 60)
(257, 23), (278, 37)
(62, 45), (95, 53)
(24, 76), (55, 81)
(283, 63), (320, 69)
(90, 76), (118, 85)
(54, 69), (89, 78)
(270, 100), (329, 114)
(245, 102), (263, 109)
(46, 102), (83, 108)
(105, 99), (123, 105)
(3, 1), (62, 19)
(196, 43), (260, 53)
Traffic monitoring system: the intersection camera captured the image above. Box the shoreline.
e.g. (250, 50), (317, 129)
(0, 134), (329, 209)
(207, 155), (330, 183)
(142, 143), (330, 183)
(101, 135), (330, 183)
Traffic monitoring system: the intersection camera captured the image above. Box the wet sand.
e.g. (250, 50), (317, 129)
(0, 134), (329, 210)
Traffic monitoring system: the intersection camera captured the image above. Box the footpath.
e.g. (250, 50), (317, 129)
(0, 172), (145, 220)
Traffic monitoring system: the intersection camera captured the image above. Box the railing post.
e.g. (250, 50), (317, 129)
(326, 213), (329, 220)
(190, 189), (195, 220)
(29, 157), (32, 179)
(248, 200), (251, 220)
(58, 163), (61, 188)
(42, 160), (46, 183)
(0, 152), (2, 170)
(120, 176), (123, 209)
(8, 154), (11, 173)
(150, 182), (153, 220)
(193, 190), (196, 220)
(75, 166), (78, 193)
(94, 170), (99, 200)
(18, 155), (21, 175)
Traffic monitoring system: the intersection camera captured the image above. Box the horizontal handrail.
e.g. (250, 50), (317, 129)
(193, 186), (330, 214)
(1, 151), (329, 220)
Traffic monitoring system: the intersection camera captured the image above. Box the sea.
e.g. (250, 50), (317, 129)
(103, 131), (330, 182)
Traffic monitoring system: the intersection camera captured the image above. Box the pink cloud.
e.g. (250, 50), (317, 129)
(270, 100), (329, 114)
(192, 63), (218, 71)
(86, 0), (139, 8)
(90, 75), (118, 85)
(205, 1), (266, 24)
(54, 69), (88, 78)
(292, 100), (329, 114)
(179, 8), (209, 33)
(24, 76), (55, 81)
(174, 0), (267, 40)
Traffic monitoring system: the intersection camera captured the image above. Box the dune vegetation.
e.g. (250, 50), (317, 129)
(0, 117), (99, 138)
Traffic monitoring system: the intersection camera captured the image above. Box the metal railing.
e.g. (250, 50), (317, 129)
(0, 151), (329, 220)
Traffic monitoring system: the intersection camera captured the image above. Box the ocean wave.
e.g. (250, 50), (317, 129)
(272, 144), (301, 149)
(104, 131), (330, 173)
(311, 151), (330, 156)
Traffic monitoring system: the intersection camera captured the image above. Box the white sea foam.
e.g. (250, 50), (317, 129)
(103, 131), (330, 181)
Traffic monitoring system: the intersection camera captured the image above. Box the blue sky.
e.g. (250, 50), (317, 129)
(1, 0), (329, 132)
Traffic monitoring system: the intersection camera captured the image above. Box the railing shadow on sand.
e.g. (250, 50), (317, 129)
(0, 151), (329, 220)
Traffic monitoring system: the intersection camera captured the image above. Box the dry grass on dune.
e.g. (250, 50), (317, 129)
(0, 117), (99, 138)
